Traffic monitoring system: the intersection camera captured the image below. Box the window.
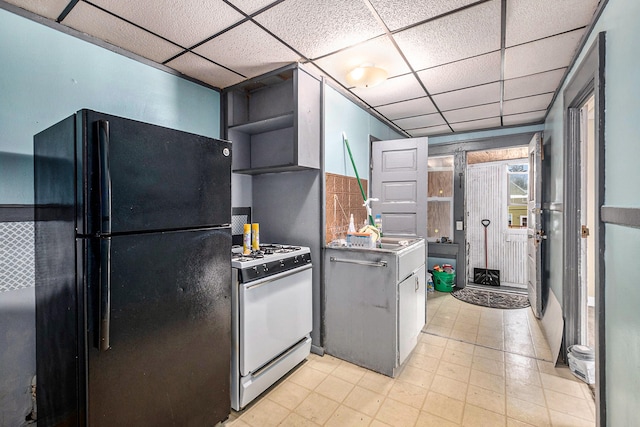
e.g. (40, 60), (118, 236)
(507, 163), (528, 228)
(427, 156), (454, 242)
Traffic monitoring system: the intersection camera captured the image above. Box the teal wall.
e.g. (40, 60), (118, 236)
(544, 1), (640, 424)
(324, 85), (404, 181)
(0, 7), (221, 204)
(428, 123), (544, 145)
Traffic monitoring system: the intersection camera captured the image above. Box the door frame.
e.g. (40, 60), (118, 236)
(562, 31), (606, 426)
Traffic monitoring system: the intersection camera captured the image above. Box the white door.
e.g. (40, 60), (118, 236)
(371, 138), (428, 238)
(527, 133), (544, 318)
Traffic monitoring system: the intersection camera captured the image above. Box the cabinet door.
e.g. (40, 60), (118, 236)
(415, 265), (427, 336)
(398, 274), (418, 365)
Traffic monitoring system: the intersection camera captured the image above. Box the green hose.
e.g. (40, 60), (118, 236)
(342, 133), (375, 226)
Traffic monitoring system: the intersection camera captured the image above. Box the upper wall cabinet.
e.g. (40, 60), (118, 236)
(223, 65), (322, 175)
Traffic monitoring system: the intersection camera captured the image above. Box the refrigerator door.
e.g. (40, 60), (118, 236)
(80, 110), (231, 235)
(85, 227), (231, 426)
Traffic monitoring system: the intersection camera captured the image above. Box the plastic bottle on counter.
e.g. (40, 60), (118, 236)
(251, 223), (260, 250)
(348, 214), (356, 233)
(374, 214), (382, 236)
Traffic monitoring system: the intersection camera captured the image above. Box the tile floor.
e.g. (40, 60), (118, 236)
(225, 292), (596, 426)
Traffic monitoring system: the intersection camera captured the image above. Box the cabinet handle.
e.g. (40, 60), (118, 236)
(329, 257), (387, 268)
(415, 276), (419, 291)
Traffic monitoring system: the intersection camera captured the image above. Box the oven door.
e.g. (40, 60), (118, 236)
(239, 264), (312, 376)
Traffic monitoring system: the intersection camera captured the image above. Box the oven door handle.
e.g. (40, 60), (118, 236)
(243, 264), (312, 290)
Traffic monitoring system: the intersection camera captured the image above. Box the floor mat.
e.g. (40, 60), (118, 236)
(451, 286), (530, 309)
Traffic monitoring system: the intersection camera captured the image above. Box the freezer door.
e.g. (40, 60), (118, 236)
(85, 228), (231, 426)
(81, 110), (231, 235)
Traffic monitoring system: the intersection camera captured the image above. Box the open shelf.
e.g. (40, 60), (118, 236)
(229, 112), (294, 134)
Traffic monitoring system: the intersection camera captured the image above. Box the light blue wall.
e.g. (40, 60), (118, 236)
(324, 85), (404, 181)
(428, 123), (544, 145)
(544, 1), (640, 424)
(0, 8), (222, 425)
(0, 7), (221, 204)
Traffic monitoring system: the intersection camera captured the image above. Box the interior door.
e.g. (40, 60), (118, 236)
(371, 137), (428, 238)
(527, 133), (544, 318)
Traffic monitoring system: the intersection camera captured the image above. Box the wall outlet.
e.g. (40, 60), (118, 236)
(456, 221), (464, 231)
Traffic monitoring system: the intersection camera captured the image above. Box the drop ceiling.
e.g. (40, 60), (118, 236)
(3, 0), (601, 137)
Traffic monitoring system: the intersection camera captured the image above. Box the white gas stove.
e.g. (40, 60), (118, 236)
(230, 244), (312, 411)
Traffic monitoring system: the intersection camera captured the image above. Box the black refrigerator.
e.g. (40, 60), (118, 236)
(34, 109), (232, 426)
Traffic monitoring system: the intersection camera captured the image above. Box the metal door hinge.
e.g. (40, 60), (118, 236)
(581, 225), (590, 238)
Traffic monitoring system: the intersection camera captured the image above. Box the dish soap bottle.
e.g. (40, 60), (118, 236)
(375, 214), (382, 236)
(348, 213), (356, 233)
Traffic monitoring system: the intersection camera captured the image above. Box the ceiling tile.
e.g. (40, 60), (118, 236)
(503, 93), (553, 116)
(352, 74), (424, 107)
(506, 0), (600, 47)
(254, 0), (384, 59)
(393, 0), (501, 70)
(503, 110), (546, 126)
(409, 125), (452, 137)
(443, 103), (501, 124)
(369, 0), (478, 31)
(395, 113), (446, 130)
(313, 36), (411, 87)
(374, 96), (437, 120)
(90, 0), (245, 48)
(504, 29), (583, 79)
(165, 52), (245, 88)
(194, 21), (301, 81)
(417, 51), (501, 95)
(62, 2), (183, 63)
(3, 0), (69, 20)
(226, 0), (278, 15)
(504, 68), (566, 100)
(432, 82), (501, 111)
(451, 117), (501, 132)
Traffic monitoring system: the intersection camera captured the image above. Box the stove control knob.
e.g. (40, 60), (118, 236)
(262, 264), (268, 272)
(252, 266), (259, 273)
(280, 260), (285, 267)
(294, 256), (299, 264)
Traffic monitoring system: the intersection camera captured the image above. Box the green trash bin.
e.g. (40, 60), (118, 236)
(432, 270), (456, 292)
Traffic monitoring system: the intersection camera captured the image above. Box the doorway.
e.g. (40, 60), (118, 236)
(580, 94), (596, 349)
(465, 146), (530, 291)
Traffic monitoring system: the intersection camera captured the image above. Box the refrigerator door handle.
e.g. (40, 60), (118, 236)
(97, 120), (112, 236)
(98, 237), (112, 351)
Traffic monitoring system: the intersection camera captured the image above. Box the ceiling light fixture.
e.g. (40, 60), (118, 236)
(346, 64), (388, 89)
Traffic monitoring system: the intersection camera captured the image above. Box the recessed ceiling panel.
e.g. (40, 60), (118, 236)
(352, 74), (424, 107)
(369, 0), (478, 31)
(443, 103), (501, 124)
(451, 117), (501, 132)
(62, 2), (184, 63)
(506, 0), (599, 47)
(375, 96), (437, 120)
(417, 51), (501, 95)
(194, 21), (300, 81)
(503, 93), (553, 116)
(505, 29), (583, 79)
(409, 125), (452, 137)
(504, 68), (566, 100)
(394, 113), (446, 130)
(314, 36), (411, 87)
(432, 82), (501, 111)
(165, 52), (245, 88)
(503, 111), (546, 126)
(3, 0), (69, 20)
(226, 0), (278, 15)
(90, 0), (245, 48)
(394, 0), (501, 70)
(254, 0), (384, 59)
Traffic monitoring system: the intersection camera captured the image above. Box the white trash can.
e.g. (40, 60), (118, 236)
(567, 345), (595, 384)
